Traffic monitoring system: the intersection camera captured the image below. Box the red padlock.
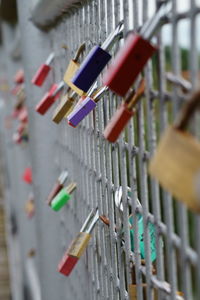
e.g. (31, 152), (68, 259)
(22, 167), (32, 184)
(31, 53), (55, 86)
(18, 107), (28, 123)
(103, 2), (171, 96)
(46, 170), (68, 206)
(14, 69), (24, 84)
(104, 79), (145, 142)
(58, 209), (99, 276)
(35, 82), (64, 115)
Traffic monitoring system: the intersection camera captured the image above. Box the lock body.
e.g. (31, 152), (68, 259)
(67, 232), (91, 258)
(64, 60), (84, 96)
(52, 94), (75, 124)
(51, 188), (70, 211)
(103, 34), (157, 97)
(58, 251), (79, 276)
(18, 107), (28, 123)
(72, 46), (111, 92)
(104, 102), (135, 142)
(22, 168), (32, 184)
(67, 97), (96, 127)
(32, 64), (51, 86)
(14, 70), (24, 84)
(35, 84), (58, 115)
(149, 126), (200, 213)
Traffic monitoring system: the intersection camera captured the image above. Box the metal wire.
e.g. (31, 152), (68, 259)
(2, 0), (200, 299)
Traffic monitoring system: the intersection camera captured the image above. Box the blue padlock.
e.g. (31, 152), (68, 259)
(71, 21), (124, 93)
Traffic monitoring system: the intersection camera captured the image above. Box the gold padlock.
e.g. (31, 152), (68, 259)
(149, 90), (200, 213)
(129, 262), (158, 300)
(67, 208), (99, 258)
(52, 90), (77, 124)
(63, 43), (85, 96)
(128, 284), (158, 300)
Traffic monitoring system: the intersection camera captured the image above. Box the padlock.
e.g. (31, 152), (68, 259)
(103, 79), (145, 142)
(25, 193), (35, 219)
(18, 107), (28, 123)
(103, 2), (171, 97)
(22, 167), (32, 184)
(67, 86), (108, 127)
(58, 208), (99, 276)
(35, 82), (64, 115)
(52, 91), (77, 124)
(46, 170), (69, 205)
(114, 186), (157, 262)
(31, 52), (55, 86)
(51, 182), (77, 211)
(63, 43), (85, 96)
(149, 90), (200, 213)
(71, 21), (124, 93)
(128, 263), (158, 300)
(14, 69), (24, 84)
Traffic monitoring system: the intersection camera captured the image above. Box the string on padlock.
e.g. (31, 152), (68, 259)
(103, 79), (145, 143)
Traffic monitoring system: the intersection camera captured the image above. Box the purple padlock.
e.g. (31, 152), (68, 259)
(68, 86), (108, 127)
(71, 21), (124, 93)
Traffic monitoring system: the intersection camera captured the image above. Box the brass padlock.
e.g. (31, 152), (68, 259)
(128, 263), (157, 300)
(149, 90), (200, 213)
(52, 90), (77, 124)
(63, 43), (85, 96)
(67, 208), (99, 258)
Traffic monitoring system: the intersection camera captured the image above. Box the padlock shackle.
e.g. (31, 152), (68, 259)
(45, 52), (55, 66)
(175, 90), (200, 131)
(58, 170), (68, 185)
(88, 81), (98, 97)
(126, 79), (145, 110)
(73, 42), (86, 62)
(101, 20), (124, 51)
(66, 182), (77, 195)
(86, 209), (99, 233)
(140, 1), (172, 40)
(52, 81), (65, 97)
(93, 86), (109, 102)
(80, 209), (97, 232)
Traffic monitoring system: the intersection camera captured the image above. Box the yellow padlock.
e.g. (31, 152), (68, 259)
(52, 90), (77, 124)
(149, 90), (200, 213)
(63, 43), (85, 96)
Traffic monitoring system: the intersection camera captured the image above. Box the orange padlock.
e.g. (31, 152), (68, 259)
(103, 79), (145, 142)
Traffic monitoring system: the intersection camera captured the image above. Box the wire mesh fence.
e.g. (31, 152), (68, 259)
(1, 0), (200, 299)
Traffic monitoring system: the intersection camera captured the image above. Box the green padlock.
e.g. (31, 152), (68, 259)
(51, 182), (77, 211)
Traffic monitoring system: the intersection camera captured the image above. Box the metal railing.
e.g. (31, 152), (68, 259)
(1, 0), (200, 299)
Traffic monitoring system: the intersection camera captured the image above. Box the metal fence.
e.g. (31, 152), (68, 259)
(1, 0), (200, 299)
